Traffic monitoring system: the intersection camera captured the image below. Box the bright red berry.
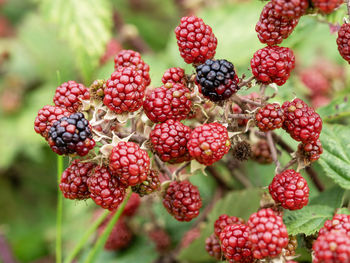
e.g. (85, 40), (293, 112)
(122, 192), (141, 217)
(319, 214), (350, 236)
(337, 23), (350, 64)
(269, 169), (309, 210)
(162, 181), (202, 222)
(282, 98), (322, 143)
(187, 122), (231, 166)
(256, 2), (299, 46)
(271, 0), (309, 19)
(53, 81), (90, 113)
(205, 234), (224, 261)
(175, 16), (217, 64)
(131, 169), (161, 197)
(220, 224), (253, 263)
(59, 160), (95, 200)
(251, 140), (273, 164)
(150, 119), (192, 163)
(34, 105), (69, 138)
(109, 141), (150, 187)
(247, 208), (289, 259)
(255, 103), (285, 132)
(103, 67), (146, 114)
(251, 46), (295, 86)
(162, 67), (186, 85)
(87, 166), (126, 211)
(143, 83), (192, 123)
(312, 0), (344, 14)
(114, 49), (150, 86)
(313, 231), (350, 263)
(214, 214), (245, 238)
(99, 217), (133, 250)
(298, 139), (323, 162)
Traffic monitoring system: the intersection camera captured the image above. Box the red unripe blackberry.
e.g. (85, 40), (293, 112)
(256, 2), (299, 46)
(319, 214), (350, 236)
(143, 83), (192, 123)
(255, 103), (285, 132)
(251, 140), (273, 164)
(114, 49), (150, 86)
(122, 192), (141, 217)
(337, 23), (350, 64)
(34, 105), (69, 138)
(47, 112), (95, 156)
(162, 67), (186, 85)
(109, 141), (150, 187)
(282, 98), (322, 143)
(87, 166), (126, 210)
(269, 169), (309, 210)
(247, 208), (289, 259)
(175, 16), (217, 64)
(131, 169), (161, 196)
(187, 122), (231, 166)
(59, 160), (95, 200)
(205, 234), (224, 261)
(214, 214), (245, 238)
(148, 229), (171, 252)
(271, 0), (309, 19)
(251, 46), (295, 86)
(103, 67), (146, 114)
(312, 0), (344, 14)
(300, 69), (330, 96)
(195, 59), (239, 102)
(150, 119), (192, 163)
(162, 180), (202, 222)
(219, 224), (253, 263)
(298, 139), (323, 162)
(313, 231), (350, 263)
(53, 81), (90, 113)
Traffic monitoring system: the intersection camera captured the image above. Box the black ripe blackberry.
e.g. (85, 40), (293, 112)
(48, 112), (95, 156)
(196, 59), (239, 102)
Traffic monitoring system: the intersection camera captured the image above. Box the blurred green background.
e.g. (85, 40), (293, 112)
(0, 0), (349, 262)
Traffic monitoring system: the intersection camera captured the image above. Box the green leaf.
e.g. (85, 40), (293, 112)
(317, 95), (350, 123)
(309, 185), (345, 208)
(318, 124), (350, 189)
(39, 0), (112, 82)
(336, 208), (350, 215)
(284, 205), (334, 236)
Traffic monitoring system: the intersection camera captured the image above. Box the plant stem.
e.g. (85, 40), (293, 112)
(56, 156), (64, 263)
(154, 155), (172, 179)
(63, 210), (109, 263)
(266, 131), (281, 174)
(83, 190), (132, 263)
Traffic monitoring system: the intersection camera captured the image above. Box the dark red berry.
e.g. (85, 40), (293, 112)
(187, 122), (231, 166)
(205, 234), (225, 261)
(47, 112), (95, 156)
(251, 46), (295, 86)
(282, 98), (322, 143)
(53, 81), (90, 113)
(162, 67), (186, 85)
(214, 214), (245, 238)
(143, 83), (192, 123)
(122, 192), (141, 217)
(255, 103), (285, 132)
(103, 67), (146, 114)
(298, 139), (323, 162)
(269, 169), (309, 210)
(251, 140), (273, 164)
(150, 119), (192, 163)
(148, 229), (171, 252)
(337, 23), (350, 64)
(319, 214), (350, 236)
(59, 160), (95, 200)
(220, 224), (253, 263)
(162, 181), (202, 222)
(109, 141), (150, 187)
(247, 208), (289, 259)
(87, 166), (126, 211)
(34, 105), (69, 138)
(312, 0), (344, 14)
(271, 0), (309, 19)
(114, 49), (150, 86)
(313, 231), (350, 263)
(256, 2), (299, 46)
(131, 169), (161, 197)
(175, 16), (217, 64)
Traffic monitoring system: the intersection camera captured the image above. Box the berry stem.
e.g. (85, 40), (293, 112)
(173, 161), (191, 179)
(63, 210), (109, 263)
(56, 155), (64, 263)
(83, 190), (132, 263)
(115, 132), (147, 144)
(266, 131), (281, 174)
(238, 75), (255, 88)
(236, 95), (263, 107)
(280, 158), (297, 173)
(228, 113), (252, 120)
(154, 155), (172, 179)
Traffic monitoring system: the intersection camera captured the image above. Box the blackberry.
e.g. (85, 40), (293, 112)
(272, 0), (309, 19)
(214, 214), (245, 238)
(131, 169), (161, 196)
(251, 140), (273, 164)
(337, 23), (350, 64)
(312, 0), (344, 14)
(205, 233), (224, 260)
(319, 214), (350, 236)
(196, 59), (239, 102)
(48, 112), (95, 156)
(255, 103), (285, 132)
(162, 67), (186, 85)
(298, 139), (323, 162)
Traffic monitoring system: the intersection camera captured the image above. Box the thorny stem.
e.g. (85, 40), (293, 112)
(228, 113), (252, 120)
(266, 131), (281, 174)
(280, 158), (297, 173)
(174, 162), (191, 177)
(236, 95), (263, 107)
(154, 155), (172, 179)
(115, 132), (147, 144)
(238, 75), (255, 88)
